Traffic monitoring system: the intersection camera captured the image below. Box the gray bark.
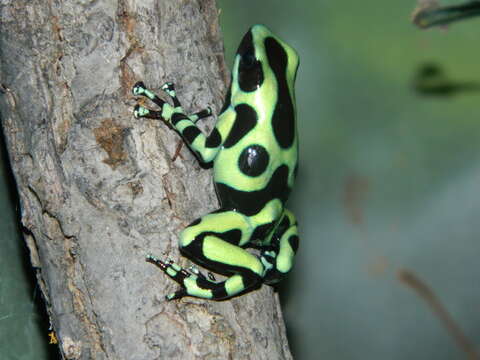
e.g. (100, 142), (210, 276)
(0, 1), (293, 359)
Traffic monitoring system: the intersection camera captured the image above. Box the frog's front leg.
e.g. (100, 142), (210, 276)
(261, 209), (300, 285)
(132, 82), (221, 165)
(148, 210), (266, 301)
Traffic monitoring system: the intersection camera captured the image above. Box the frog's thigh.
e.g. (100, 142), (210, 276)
(179, 210), (264, 279)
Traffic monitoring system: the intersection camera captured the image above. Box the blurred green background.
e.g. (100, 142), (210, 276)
(2, 0), (480, 359)
(218, 0), (480, 359)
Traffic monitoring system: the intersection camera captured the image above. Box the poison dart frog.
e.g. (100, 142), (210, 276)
(132, 24), (299, 300)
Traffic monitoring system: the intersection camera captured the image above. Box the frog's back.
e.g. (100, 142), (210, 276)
(131, 24), (301, 301)
(213, 25), (299, 215)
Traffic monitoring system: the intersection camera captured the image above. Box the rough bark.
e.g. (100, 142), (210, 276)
(0, 1), (293, 359)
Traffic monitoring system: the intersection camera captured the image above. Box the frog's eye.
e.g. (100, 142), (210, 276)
(240, 51), (257, 70)
(238, 50), (264, 92)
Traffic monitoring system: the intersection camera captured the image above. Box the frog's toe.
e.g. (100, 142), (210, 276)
(146, 255), (192, 283)
(161, 82), (176, 97)
(133, 104), (149, 118)
(188, 265), (210, 281)
(146, 253), (166, 268)
(161, 81), (174, 91)
(132, 81), (147, 96)
(146, 255), (192, 300)
(166, 288), (187, 301)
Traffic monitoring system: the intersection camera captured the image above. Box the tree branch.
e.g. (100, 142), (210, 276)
(0, 1), (293, 359)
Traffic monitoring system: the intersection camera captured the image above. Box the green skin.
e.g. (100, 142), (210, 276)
(133, 24), (300, 300)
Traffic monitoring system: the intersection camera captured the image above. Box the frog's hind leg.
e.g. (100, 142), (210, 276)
(261, 209), (299, 285)
(148, 210), (265, 300)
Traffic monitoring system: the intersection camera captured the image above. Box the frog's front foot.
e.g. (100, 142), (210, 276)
(161, 82), (176, 98)
(133, 104), (150, 119)
(131, 81), (171, 121)
(132, 81), (147, 96)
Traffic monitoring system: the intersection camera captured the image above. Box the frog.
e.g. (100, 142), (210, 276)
(132, 24), (299, 300)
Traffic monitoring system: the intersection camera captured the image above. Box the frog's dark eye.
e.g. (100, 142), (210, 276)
(240, 52), (257, 69)
(238, 50), (264, 92)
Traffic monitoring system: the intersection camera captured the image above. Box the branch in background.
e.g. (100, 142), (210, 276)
(398, 269), (479, 360)
(412, 0), (480, 28)
(412, 62), (480, 96)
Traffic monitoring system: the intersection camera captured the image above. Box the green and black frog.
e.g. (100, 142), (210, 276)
(132, 24), (300, 300)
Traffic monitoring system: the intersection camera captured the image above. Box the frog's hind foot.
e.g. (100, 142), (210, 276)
(146, 254), (210, 301)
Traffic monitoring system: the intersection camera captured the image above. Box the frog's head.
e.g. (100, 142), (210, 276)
(234, 24), (299, 94)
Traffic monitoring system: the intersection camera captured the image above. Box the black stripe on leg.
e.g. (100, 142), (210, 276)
(251, 221), (276, 243)
(212, 285), (229, 300)
(172, 113), (189, 126)
(206, 128), (222, 148)
(288, 235), (299, 253)
(182, 126), (201, 144)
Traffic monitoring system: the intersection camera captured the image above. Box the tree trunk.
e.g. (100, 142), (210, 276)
(0, 1), (293, 359)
